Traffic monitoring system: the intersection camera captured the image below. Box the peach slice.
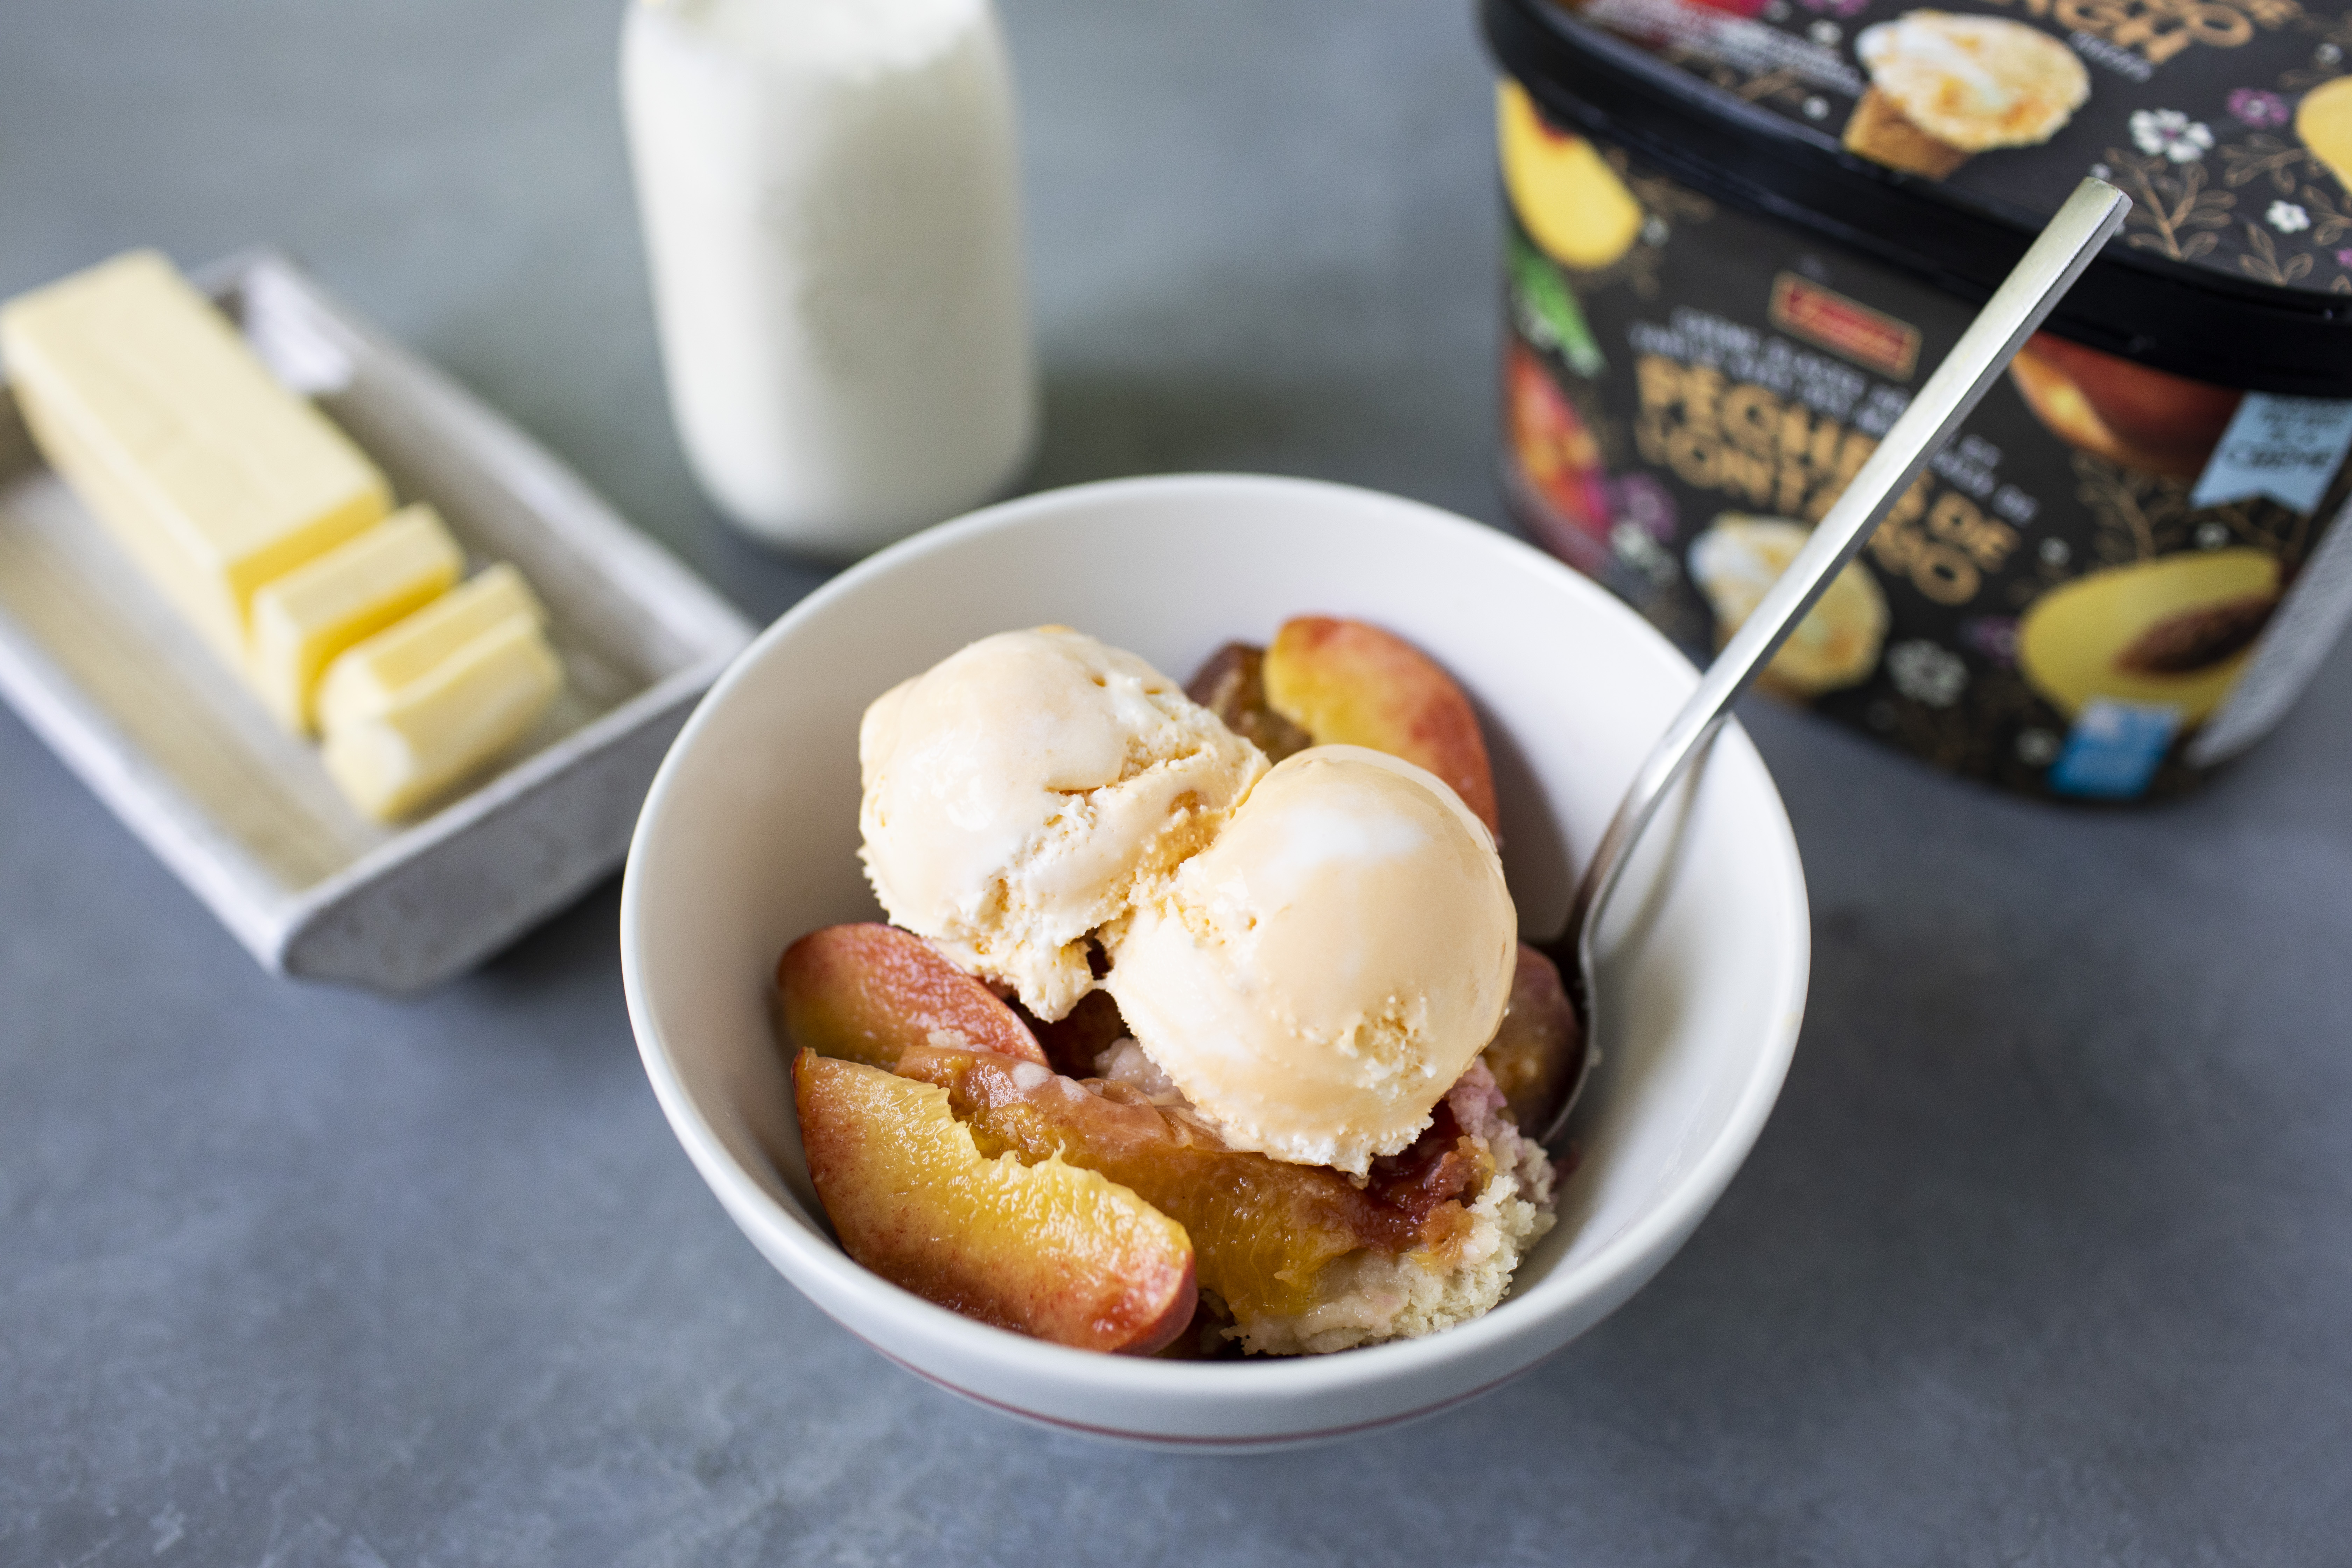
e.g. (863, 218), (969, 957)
(1480, 944), (1584, 1135)
(1498, 79), (1644, 271)
(793, 1050), (1196, 1354)
(1259, 616), (1502, 837)
(896, 1046), (1484, 1324)
(2009, 333), (2240, 479)
(776, 923), (1046, 1071)
(1185, 642), (1312, 764)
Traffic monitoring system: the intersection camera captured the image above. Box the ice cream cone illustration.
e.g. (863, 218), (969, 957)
(1844, 12), (2089, 182)
(1843, 85), (1973, 178)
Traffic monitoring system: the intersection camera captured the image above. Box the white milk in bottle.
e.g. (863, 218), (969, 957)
(622, 0), (1036, 556)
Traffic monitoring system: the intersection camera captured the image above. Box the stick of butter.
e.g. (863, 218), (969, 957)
(0, 250), (392, 660)
(321, 610), (563, 821)
(247, 503), (463, 733)
(315, 562), (543, 737)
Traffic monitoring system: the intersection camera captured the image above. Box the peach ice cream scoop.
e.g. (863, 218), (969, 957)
(859, 627), (1266, 1021)
(1106, 745), (1517, 1176)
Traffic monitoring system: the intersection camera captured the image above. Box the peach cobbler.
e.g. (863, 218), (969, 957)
(780, 619), (1585, 1356)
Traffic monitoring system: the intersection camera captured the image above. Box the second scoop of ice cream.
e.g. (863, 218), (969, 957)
(1107, 745), (1518, 1175)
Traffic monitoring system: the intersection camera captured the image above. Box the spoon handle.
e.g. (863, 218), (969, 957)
(1540, 177), (2129, 1140)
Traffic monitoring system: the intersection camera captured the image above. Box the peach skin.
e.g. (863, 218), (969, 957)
(793, 1050), (1196, 1354)
(777, 923), (1047, 1071)
(1260, 616), (1502, 837)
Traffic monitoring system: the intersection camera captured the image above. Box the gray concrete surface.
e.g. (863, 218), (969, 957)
(4, 2), (2348, 1563)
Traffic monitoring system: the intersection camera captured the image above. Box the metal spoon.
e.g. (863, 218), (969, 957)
(1534, 177), (2132, 1149)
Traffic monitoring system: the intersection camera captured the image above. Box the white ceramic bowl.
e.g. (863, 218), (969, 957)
(621, 474), (1808, 1449)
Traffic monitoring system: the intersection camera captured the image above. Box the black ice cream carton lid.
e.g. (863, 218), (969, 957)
(1485, 0), (2352, 394)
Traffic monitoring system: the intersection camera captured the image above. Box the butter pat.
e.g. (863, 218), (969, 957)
(247, 504), (463, 732)
(315, 562), (543, 736)
(0, 250), (392, 658)
(321, 612), (563, 821)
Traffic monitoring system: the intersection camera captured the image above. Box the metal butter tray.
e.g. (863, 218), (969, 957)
(0, 249), (753, 992)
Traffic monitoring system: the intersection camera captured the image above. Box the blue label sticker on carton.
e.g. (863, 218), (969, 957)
(2188, 394), (2352, 518)
(2047, 700), (2182, 800)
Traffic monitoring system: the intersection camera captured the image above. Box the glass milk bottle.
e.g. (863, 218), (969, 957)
(622, 0), (1037, 557)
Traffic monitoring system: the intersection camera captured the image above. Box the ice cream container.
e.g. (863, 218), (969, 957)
(1485, 0), (2352, 800)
